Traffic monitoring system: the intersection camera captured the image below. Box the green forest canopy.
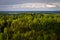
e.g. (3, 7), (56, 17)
(0, 13), (60, 40)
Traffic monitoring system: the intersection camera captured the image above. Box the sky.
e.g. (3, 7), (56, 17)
(0, 0), (60, 11)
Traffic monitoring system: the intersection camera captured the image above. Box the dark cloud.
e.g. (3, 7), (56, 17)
(0, 0), (60, 5)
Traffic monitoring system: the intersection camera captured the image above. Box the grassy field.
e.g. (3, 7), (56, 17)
(0, 13), (60, 40)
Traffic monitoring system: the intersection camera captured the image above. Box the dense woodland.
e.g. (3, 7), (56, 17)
(0, 13), (60, 40)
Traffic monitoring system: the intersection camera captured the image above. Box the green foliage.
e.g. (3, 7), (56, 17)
(0, 13), (60, 40)
(0, 33), (3, 40)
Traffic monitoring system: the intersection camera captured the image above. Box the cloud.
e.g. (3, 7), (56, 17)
(12, 3), (45, 9)
(11, 3), (57, 9)
(52, 2), (60, 7)
(0, 3), (60, 11)
(46, 4), (56, 8)
(0, 0), (60, 5)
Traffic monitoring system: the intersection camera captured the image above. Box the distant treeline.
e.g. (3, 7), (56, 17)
(0, 13), (60, 40)
(0, 11), (60, 14)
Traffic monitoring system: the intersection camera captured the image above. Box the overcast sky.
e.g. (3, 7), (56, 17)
(0, 0), (60, 11)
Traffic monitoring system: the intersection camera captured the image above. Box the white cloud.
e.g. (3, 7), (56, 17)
(46, 4), (56, 8)
(11, 3), (45, 9)
(11, 3), (57, 9)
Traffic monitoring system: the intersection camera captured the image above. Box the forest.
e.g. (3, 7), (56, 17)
(0, 12), (60, 40)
